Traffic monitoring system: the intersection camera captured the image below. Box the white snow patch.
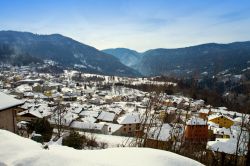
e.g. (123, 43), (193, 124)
(0, 129), (203, 166)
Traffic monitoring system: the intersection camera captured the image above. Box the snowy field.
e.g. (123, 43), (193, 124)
(0, 129), (203, 166)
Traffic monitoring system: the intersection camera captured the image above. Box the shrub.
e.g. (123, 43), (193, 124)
(86, 134), (98, 148)
(62, 131), (84, 149)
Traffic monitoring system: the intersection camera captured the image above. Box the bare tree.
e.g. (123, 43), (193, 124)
(134, 92), (163, 147)
(51, 102), (68, 139)
(234, 112), (246, 165)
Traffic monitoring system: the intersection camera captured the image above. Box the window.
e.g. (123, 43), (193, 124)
(129, 128), (131, 131)
(124, 128), (126, 132)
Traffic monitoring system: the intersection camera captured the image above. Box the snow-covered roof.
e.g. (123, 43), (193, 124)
(0, 129), (204, 166)
(70, 121), (104, 131)
(15, 84), (32, 93)
(207, 138), (247, 155)
(18, 110), (43, 118)
(0, 92), (24, 111)
(213, 127), (231, 136)
(193, 99), (204, 105)
(208, 121), (219, 129)
(81, 116), (97, 123)
(97, 111), (115, 122)
(18, 104), (52, 118)
(109, 107), (123, 115)
(199, 109), (210, 114)
(117, 113), (141, 124)
(148, 124), (173, 141)
(187, 117), (207, 125)
(79, 111), (99, 118)
(98, 122), (123, 134)
(234, 117), (243, 123)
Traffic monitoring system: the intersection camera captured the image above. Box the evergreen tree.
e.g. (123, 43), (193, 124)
(32, 118), (53, 142)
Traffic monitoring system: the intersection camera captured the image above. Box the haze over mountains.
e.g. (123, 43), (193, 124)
(102, 48), (142, 68)
(1, 30), (250, 77)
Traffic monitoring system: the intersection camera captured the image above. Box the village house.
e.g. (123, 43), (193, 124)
(117, 113), (141, 136)
(0, 92), (24, 133)
(98, 122), (123, 135)
(184, 117), (208, 143)
(70, 121), (108, 134)
(159, 107), (177, 123)
(17, 103), (52, 122)
(145, 123), (173, 150)
(207, 135), (248, 165)
(198, 108), (212, 120)
(208, 114), (234, 128)
(213, 127), (231, 139)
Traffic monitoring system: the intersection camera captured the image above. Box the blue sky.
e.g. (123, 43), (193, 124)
(1, 0), (250, 51)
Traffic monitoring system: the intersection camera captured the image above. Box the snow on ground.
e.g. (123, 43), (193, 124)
(81, 132), (132, 147)
(0, 129), (203, 166)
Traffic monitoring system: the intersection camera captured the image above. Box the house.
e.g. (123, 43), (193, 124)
(17, 104), (52, 122)
(208, 114), (234, 128)
(192, 99), (205, 110)
(198, 108), (211, 120)
(98, 122), (123, 135)
(0, 92), (24, 133)
(207, 137), (248, 158)
(213, 127), (231, 139)
(145, 123), (173, 150)
(184, 117), (208, 143)
(17, 110), (43, 122)
(159, 107), (177, 123)
(117, 113), (141, 136)
(70, 121), (108, 134)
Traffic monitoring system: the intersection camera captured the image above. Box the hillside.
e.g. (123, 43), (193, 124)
(137, 42), (250, 76)
(0, 31), (140, 77)
(102, 48), (142, 68)
(104, 42), (250, 77)
(0, 130), (203, 166)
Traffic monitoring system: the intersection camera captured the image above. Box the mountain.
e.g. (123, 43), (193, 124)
(2, 31), (250, 78)
(137, 42), (250, 77)
(102, 48), (142, 68)
(0, 31), (140, 77)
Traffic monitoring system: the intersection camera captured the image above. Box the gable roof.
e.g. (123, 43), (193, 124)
(117, 113), (140, 124)
(0, 92), (24, 111)
(208, 114), (234, 122)
(148, 124), (173, 141)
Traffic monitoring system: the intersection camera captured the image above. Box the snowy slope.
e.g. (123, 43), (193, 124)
(0, 130), (203, 166)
